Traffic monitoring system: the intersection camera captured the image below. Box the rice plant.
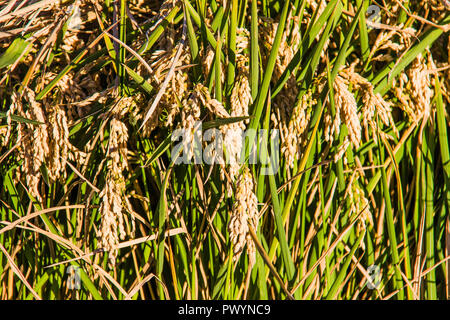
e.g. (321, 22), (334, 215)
(0, 0), (449, 300)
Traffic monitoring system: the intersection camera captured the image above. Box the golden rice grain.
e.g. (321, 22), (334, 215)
(10, 89), (47, 200)
(333, 137), (350, 163)
(394, 52), (435, 124)
(349, 179), (373, 233)
(281, 90), (315, 169)
(325, 75), (361, 149)
(262, 14), (305, 169)
(47, 105), (70, 182)
(178, 88), (202, 162)
(341, 67), (398, 143)
(408, 53), (435, 122)
(5, 85), (86, 201)
(201, 44), (226, 90)
(211, 28), (252, 194)
(0, 127), (7, 146)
